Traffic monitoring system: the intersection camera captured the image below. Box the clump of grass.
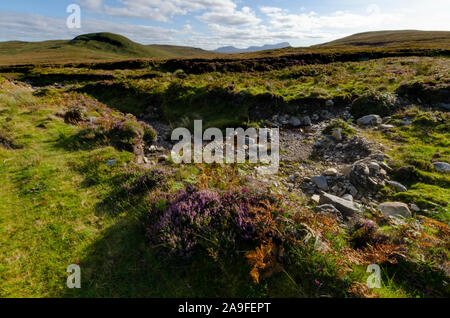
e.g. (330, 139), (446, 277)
(323, 118), (356, 138)
(351, 90), (397, 118)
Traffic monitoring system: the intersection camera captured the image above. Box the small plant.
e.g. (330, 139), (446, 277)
(323, 118), (355, 137)
(64, 106), (85, 124)
(351, 90), (397, 118)
(140, 121), (157, 144)
(349, 218), (384, 249)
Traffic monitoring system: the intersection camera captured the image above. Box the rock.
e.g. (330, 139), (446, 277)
(289, 116), (302, 127)
(368, 162), (380, 172)
(314, 204), (343, 222)
(320, 110), (331, 119)
(387, 180), (407, 192)
(325, 99), (334, 107)
(433, 162), (450, 173)
(379, 162), (392, 172)
(379, 124), (395, 130)
(378, 202), (411, 218)
(348, 184), (358, 196)
(158, 155), (169, 162)
(319, 192), (362, 217)
(342, 194), (353, 202)
(410, 203), (420, 212)
(324, 168), (338, 176)
(106, 160), (116, 166)
(302, 116), (312, 126)
(438, 103), (450, 110)
(401, 119), (412, 126)
(332, 128), (342, 142)
(312, 175), (328, 190)
(311, 194), (320, 203)
(357, 115), (382, 126)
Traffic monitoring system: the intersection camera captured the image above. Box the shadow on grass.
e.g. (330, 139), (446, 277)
(18, 73), (116, 87)
(58, 217), (267, 298)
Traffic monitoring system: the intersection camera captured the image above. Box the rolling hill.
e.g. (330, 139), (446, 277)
(214, 42), (291, 54)
(316, 30), (450, 47)
(0, 32), (212, 65)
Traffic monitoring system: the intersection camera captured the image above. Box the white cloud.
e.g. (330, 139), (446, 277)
(0, 11), (181, 45)
(77, 0), (103, 9)
(198, 6), (260, 26)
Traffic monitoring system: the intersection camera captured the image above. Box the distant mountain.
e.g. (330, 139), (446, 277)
(214, 42), (291, 53)
(315, 30), (450, 47)
(0, 32), (212, 65)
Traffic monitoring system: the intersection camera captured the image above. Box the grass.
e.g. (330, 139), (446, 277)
(0, 37), (448, 298)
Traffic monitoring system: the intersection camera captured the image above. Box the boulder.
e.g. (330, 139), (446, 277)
(319, 192), (362, 217)
(289, 116), (302, 127)
(433, 162), (450, 173)
(378, 202), (411, 218)
(387, 180), (407, 192)
(312, 175), (328, 190)
(302, 116), (312, 126)
(357, 115), (382, 126)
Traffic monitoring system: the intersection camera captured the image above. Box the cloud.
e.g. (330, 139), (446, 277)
(77, 0), (103, 9)
(0, 11), (180, 44)
(198, 6), (260, 26)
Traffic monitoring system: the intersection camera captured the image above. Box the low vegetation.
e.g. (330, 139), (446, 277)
(0, 32), (449, 298)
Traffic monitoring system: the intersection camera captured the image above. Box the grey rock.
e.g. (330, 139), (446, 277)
(302, 116), (312, 126)
(342, 194), (353, 202)
(357, 115), (382, 126)
(438, 103), (450, 110)
(410, 203), (420, 212)
(311, 194), (320, 203)
(106, 160), (116, 166)
(325, 99), (334, 107)
(379, 124), (395, 130)
(289, 116), (302, 127)
(401, 119), (412, 126)
(387, 180), (407, 192)
(433, 162), (450, 173)
(368, 162), (380, 172)
(319, 192), (362, 217)
(312, 175), (328, 190)
(378, 202), (411, 218)
(320, 109), (330, 119)
(348, 184), (358, 196)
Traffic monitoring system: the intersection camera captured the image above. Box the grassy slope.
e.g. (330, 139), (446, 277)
(316, 30), (450, 48)
(0, 33), (211, 65)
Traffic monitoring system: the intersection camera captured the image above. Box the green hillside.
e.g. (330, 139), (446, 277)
(0, 32), (211, 65)
(316, 30), (450, 47)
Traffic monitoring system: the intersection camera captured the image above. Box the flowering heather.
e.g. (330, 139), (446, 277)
(147, 186), (280, 259)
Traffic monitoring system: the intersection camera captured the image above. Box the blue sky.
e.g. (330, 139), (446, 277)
(0, 0), (448, 49)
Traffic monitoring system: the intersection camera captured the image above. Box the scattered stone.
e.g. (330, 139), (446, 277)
(379, 124), (395, 130)
(378, 202), (411, 218)
(320, 110), (331, 120)
(289, 116), (302, 127)
(342, 194), (353, 202)
(106, 160), (116, 166)
(324, 168), (338, 176)
(357, 115), (382, 126)
(433, 162), (450, 173)
(387, 180), (408, 192)
(368, 162), (380, 172)
(302, 116), (312, 126)
(325, 99), (334, 107)
(401, 119), (412, 126)
(410, 203), (421, 212)
(311, 194), (320, 203)
(312, 175), (328, 190)
(319, 192), (362, 217)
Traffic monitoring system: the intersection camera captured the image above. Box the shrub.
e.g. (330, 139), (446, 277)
(349, 218), (385, 249)
(323, 118), (355, 137)
(146, 186), (281, 259)
(351, 91), (397, 118)
(64, 106), (85, 124)
(140, 121), (157, 144)
(111, 120), (143, 145)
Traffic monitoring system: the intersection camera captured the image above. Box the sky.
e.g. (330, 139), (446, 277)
(0, 0), (449, 50)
